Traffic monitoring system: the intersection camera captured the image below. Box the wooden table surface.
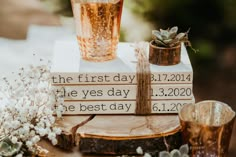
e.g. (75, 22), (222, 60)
(40, 121), (236, 157)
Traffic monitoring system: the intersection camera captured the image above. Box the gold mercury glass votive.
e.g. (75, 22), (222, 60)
(71, 0), (124, 62)
(179, 100), (235, 157)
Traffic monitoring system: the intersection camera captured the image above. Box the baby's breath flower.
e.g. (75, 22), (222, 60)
(32, 136), (40, 143)
(36, 128), (47, 137)
(30, 130), (36, 136)
(51, 138), (58, 146)
(136, 146), (143, 155)
(53, 127), (62, 135)
(0, 64), (64, 156)
(48, 132), (56, 141)
(11, 136), (18, 144)
(26, 141), (33, 148)
(144, 153), (152, 157)
(16, 153), (23, 157)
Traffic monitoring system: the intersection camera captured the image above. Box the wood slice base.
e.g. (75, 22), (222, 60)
(55, 115), (182, 155)
(80, 133), (181, 155)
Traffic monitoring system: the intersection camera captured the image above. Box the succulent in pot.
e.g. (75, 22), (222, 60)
(149, 26), (190, 65)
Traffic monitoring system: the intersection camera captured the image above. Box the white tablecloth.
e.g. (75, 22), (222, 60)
(0, 25), (75, 83)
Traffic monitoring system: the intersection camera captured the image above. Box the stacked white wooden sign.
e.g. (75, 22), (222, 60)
(51, 40), (195, 115)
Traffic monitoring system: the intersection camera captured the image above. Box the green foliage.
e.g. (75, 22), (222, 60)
(0, 137), (22, 156)
(127, 0), (236, 58)
(56, 0), (73, 16)
(40, 0), (73, 16)
(194, 40), (215, 58)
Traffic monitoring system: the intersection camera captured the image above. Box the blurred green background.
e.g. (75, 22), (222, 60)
(0, 0), (235, 156)
(123, 0), (236, 111)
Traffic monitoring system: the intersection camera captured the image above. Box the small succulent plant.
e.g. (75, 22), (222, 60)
(152, 26), (190, 48)
(159, 144), (189, 157)
(0, 137), (22, 156)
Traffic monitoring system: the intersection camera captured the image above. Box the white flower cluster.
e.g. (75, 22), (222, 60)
(0, 64), (64, 156)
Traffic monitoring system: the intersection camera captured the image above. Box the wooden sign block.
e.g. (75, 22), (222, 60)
(51, 41), (193, 85)
(54, 84), (193, 100)
(55, 115), (182, 155)
(57, 99), (195, 115)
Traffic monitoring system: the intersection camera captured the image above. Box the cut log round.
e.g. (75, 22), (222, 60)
(54, 115), (182, 155)
(79, 115), (181, 155)
(55, 116), (94, 150)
